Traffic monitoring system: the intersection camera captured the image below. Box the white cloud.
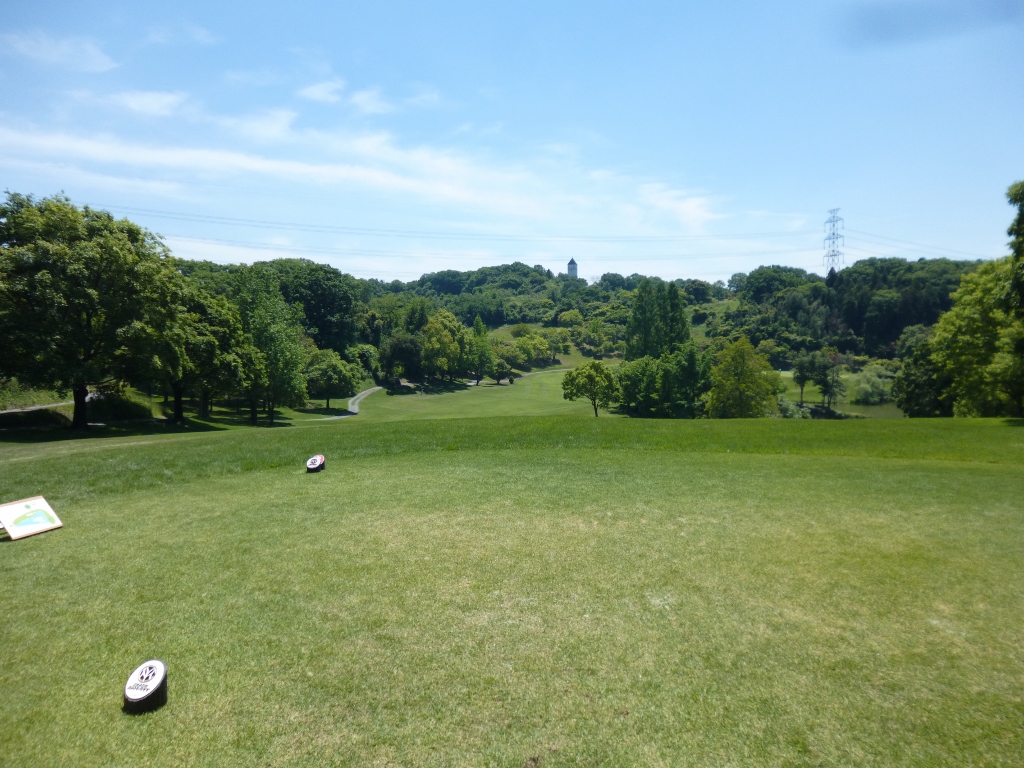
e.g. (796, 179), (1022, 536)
(350, 88), (394, 114)
(108, 91), (188, 117)
(216, 110), (298, 142)
(297, 79), (346, 104)
(637, 184), (724, 232)
(0, 124), (543, 215)
(185, 24), (217, 45)
(406, 87), (441, 107)
(143, 23), (217, 46)
(1, 32), (116, 73)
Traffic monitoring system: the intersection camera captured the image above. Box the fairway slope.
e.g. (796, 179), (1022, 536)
(1, 417), (1022, 766)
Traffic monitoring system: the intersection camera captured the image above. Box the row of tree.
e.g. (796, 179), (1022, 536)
(563, 338), (785, 419)
(0, 193), (364, 428)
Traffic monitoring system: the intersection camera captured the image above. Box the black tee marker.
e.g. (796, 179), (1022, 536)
(123, 659), (167, 713)
(306, 454), (325, 472)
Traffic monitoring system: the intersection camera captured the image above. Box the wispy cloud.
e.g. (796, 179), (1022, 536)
(107, 91), (188, 117)
(637, 184), (724, 233)
(0, 124), (543, 215)
(0, 32), (117, 73)
(406, 87), (441, 107)
(143, 23), (218, 46)
(215, 110), (299, 142)
(350, 88), (395, 114)
(297, 79), (346, 104)
(845, 0), (1024, 46)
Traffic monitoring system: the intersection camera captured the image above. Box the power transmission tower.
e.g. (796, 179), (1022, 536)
(824, 208), (844, 274)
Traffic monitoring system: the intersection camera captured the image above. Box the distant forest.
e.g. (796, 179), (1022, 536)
(2, 182), (1022, 425)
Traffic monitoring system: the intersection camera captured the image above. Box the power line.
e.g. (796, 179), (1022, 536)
(167, 234), (817, 262)
(95, 203), (815, 243)
(845, 228), (992, 260)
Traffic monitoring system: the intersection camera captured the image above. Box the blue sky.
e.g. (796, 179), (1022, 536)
(1, 1), (1022, 283)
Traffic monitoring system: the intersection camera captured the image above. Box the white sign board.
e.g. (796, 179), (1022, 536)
(0, 496), (62, 540)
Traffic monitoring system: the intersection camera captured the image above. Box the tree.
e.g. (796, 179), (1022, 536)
(705, 337), (780, 418)
(1007, 181), (1024, 318)
(268, 259), (361, 352)
(147, 281), (249, 422)
(791, 352), (815, 405)
(812, 347), (847, 409)
(658, 341), (711, 418)
(306, 347), (358, 410)
(892, 339), (951, 417)
(625, 280), (659, 360)
(469, 315), (494, 383)
(929, 257), (1024, 417)
(380, 332), (423, 382)
(562, 360), (618, 417)
(0, 193), (181, 429)
(421, 309), (468, 380)
(235, 266), (309, 423)
(489, 358), (512, 384)
(660, 281), (690, 351)
(404, 297), (431, 334)
(558, 309), (584, 327)
(616, 356), (659, 417)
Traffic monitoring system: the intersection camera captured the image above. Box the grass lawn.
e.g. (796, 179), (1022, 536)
(1, 416), (1023, 766)
(357, 370), (613, 423)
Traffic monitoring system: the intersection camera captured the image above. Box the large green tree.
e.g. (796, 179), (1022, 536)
(1007, 181), (1024, 318)
(234, 265), (309, 423)
(562, 360), (618, 417)
(469, 315), (494, 383)
(306, 347), (358, 410)
(705, 337), (780, 418)
(421, 309), (467, 380)
(930, 257), (1024, 417)
(0, 193), (180, 429)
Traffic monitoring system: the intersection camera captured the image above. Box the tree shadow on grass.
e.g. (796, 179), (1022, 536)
(385, 384), (419, 396)
(419, 380), (474, 395)
(0, 415), (226, 445)
(298, 406), (353, 417)
(1002, 418), (1024, 427)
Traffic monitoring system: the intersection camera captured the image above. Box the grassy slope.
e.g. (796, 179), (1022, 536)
(357, 370), (610, 422)
(1, 416), (1023, 766)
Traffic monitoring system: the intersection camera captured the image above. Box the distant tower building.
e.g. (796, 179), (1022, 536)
(567, 258), (578, 278)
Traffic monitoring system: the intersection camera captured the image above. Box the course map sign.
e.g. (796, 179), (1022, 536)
(0, 496), (62, 540)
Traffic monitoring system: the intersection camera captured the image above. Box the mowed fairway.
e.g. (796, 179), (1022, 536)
(1, 417), (1023, 766)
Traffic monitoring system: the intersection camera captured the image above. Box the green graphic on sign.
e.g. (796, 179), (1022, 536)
(13, 506), (57, 527)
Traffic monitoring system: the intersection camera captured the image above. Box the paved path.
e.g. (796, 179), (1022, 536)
(0, 401), (73, 414)
(311, 386), (383, 420)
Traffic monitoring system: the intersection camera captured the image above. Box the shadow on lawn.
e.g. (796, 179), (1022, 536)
(0, 415), (226, 444)
(298, 406), (353, 417)
(1003, 418), (1024, 427)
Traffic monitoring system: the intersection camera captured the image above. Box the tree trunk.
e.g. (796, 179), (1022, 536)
(250, 401), (259, 424)
(268, 399), (275, 424)
(72, 384), (89, 430)
(326, 396), (331, 410)
(198, 389), (210, 419)
(172, 382), (185, 423)
(592, 399), (599, 417)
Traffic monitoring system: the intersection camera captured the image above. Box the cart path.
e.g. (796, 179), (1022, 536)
(0, 401), (74, 414)
(311, 386), (383, 420)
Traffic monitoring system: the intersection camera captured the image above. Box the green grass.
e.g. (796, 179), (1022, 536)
(358, 371), (611, 422)
(1, 415), (1023, 766)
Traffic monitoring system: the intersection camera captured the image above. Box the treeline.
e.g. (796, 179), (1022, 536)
(890, 186), (1024, 417)
(0, 194), (370, 428)
(3, 181), (1021, 426)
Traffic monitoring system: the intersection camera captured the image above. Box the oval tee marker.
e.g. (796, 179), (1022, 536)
(123, 659), (167, 714)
